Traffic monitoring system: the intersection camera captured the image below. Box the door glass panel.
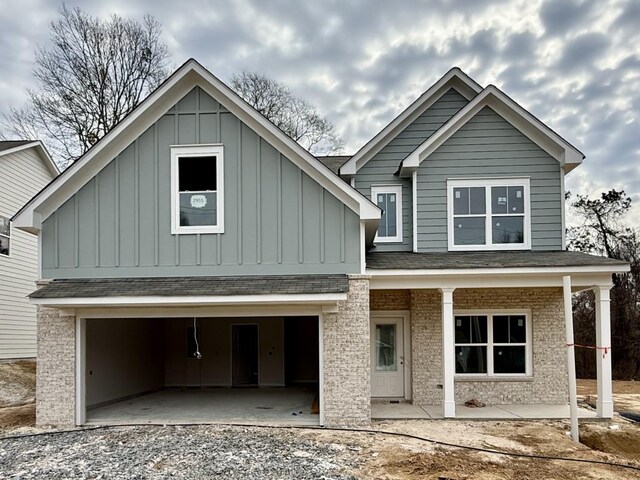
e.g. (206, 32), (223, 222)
(375, 324), (397, 371)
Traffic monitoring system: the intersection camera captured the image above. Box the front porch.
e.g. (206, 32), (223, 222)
(371, 402), (597, 420)
(367, 251), (630, 421)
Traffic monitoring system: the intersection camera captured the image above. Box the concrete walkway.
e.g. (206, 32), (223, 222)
(87, 387), (319, 426)
(371, 403), (598, 420)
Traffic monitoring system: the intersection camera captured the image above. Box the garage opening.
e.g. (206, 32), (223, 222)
(83, 316), (320, 425)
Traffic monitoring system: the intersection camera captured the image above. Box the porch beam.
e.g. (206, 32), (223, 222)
(595, 285), (613, 418)
(440, 287), (456, 418)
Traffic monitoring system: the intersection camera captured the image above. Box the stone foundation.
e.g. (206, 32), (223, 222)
(36, 306), (76, 426)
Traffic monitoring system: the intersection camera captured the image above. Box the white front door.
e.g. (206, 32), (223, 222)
(371, 316), (404, 397)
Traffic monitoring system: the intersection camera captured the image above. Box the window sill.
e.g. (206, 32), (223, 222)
(455, 375), (534, 383)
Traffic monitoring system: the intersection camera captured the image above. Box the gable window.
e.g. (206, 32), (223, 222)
(0, 216), (9, 256)
(372, 185), (403, 243)
(447, 178), (530, 250)
(171, 145), (224, 234)
(454, 312), (531, 376)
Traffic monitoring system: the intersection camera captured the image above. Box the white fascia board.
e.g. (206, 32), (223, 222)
(0, 141), (60, 177)
(30, 292), (347, 308)
(369, 271), (617, 290)
(13, 59), (380, 233)
(367, 263), (630, 277)
(340, 68), (483, 176)
(399, 85), (585, 177)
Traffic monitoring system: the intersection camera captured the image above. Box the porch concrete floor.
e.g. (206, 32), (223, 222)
(87, 387), (318, 426)
(371, 403), (598, 420)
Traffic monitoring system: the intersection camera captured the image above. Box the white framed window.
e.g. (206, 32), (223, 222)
(170, 144), (224, 235)
(0, 216), (10, 257)
(447, 178), (531, 251)
(372, 185), (403, 243)
(454, 310), (532, 377)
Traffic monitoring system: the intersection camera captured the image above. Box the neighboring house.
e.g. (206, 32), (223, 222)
(13, 60), (628, 428)
(0, 141), (59, 359)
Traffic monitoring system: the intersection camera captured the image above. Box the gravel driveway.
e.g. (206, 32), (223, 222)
(0, 425), (362, 479)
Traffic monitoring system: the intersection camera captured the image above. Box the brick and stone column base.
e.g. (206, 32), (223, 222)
(322, 275), (371, 427)
(36, 306), (76, 426)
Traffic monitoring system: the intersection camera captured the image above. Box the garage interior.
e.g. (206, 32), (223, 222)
(84, 316), (320, 425)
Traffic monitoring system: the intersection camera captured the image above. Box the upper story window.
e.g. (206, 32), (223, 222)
(455, 312), (531, 376)
(171, 145), (224, 235)
(447, 178), (530, 251)
(372, 185), (403, 243)
(0, 216), (10, 256)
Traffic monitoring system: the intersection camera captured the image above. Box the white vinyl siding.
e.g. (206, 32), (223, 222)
(0, 147), (56, 359)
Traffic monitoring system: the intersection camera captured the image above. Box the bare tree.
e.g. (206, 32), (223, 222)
(230, 71), (344, 155)
(568, 189), (640, 380)
(1, 6), (170, 166)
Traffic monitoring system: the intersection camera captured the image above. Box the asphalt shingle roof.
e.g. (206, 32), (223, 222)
(366, 250), (629, 270)
(315, 155), (351, 174)
(30, 274), (349, 299)
(0, 140), (32, 152)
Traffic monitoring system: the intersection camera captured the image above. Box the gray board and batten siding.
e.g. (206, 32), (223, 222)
(41, 87), (361, 279)
(354, 88), (469, 251)
(416, 106), (563, 252)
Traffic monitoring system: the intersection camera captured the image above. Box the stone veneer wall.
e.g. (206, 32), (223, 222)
(410, 288), (568, 405)
(370, 289), (411, 311)
(322, 275), (371, 427)
(36, 306), (76, 426)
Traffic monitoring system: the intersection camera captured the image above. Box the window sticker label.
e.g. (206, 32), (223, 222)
(456, 319), (462, 327)
(190, 194), (208, 209)
(378, 194), (384, 202)
(455, 191), (461, 199)
(516, 190), (522, 198)
(518, 318), (523, 327)
(498, 196), (507, 205)
(390, 195), (395, 203)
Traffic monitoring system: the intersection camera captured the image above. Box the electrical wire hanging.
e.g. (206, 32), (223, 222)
(193, 317), (202, 359)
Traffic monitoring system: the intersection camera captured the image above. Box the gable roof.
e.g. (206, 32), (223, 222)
(339, 68), (483, 176)
(399, 85), (585, 177)
(12, 59), (380, 235)
(0, 140), (59, 177)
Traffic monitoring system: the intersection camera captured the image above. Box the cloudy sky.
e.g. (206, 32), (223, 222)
(1, 0), (639, 222)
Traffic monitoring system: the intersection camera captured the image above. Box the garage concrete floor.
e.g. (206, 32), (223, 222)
(87, 387), (318, 426)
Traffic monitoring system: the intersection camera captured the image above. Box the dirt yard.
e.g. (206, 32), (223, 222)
(1, 364), (640, 479)
(578, 379), (640, 413)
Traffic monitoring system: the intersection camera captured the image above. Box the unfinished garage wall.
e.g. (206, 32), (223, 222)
(285, 317), (319, 384)
(86, 318), (164, 407)
(410, 288), (568, 405)
(164, 317), (285, 387)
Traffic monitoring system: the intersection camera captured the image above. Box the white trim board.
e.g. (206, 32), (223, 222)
(0, 140), (60, 177)
(340, 68), (482, 176)
(30, 292), (347, 308)
(399, 85), (585, 177)
(12, 59), (380, 235)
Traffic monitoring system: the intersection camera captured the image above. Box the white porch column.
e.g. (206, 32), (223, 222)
(563, 276), (579, 442)
(441, 287), (456, 418)
(595, 285), (614, 418)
